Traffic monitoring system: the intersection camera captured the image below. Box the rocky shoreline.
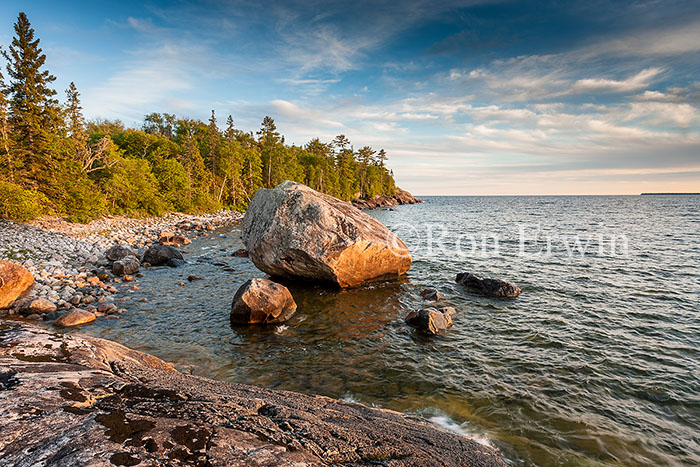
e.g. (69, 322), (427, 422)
(351, 189), (422, 210)
(0, 320), (505, 466)
(0, 211), (243, 323)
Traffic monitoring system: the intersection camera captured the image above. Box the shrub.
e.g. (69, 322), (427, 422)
(0, 180), (49, 221)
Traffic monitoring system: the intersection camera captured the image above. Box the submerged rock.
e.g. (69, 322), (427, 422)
(54, 309), (96, 327)
(405, 307), (455, 335)
(242, 181), (411, 287)
(112, 256), (140, 276)
(0, 321), (506, 466)
(0, 260), (34, 309)
(233, 248), (249, 257)
(230, 278), (297, 325)
(419, 287), (444, 301)
(456, 272), (522, 298)
(105, 244), (138, 262)
(142, 244), (184, 267)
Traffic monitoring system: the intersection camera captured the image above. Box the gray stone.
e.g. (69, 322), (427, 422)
(142, 244), (184, 267)
(112, 256), (140, 276)
(105, 244), (138, 262)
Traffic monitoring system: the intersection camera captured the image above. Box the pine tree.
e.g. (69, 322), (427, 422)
(257, 116), (281, 187)
(1, 12), (63, 187)
(357, 146), (376, 197)
(65, 82), (84, 138)
(0, 65), (13, 181)
(224, 115), (239, 141)
(205, 109), (220, 177)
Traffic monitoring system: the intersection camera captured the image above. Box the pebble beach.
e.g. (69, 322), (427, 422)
(0, 211), (243, 322)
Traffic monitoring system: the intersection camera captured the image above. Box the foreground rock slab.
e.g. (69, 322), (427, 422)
(0, 260), (34, 309)
(231, 278), (297, 325)
(0, 321), (506, 466)
(456, 273), (522, 298)
(243, 181), (412, 288)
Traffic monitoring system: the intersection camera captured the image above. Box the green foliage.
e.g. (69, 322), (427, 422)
(101, 157), (166, 216)
(0, 180), (49, 221)
(0, 12), (402, 223)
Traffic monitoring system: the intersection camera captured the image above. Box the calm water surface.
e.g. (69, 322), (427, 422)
(74, 196), (699, 465)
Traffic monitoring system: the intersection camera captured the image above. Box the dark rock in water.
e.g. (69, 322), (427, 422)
(232, 248), (249, 257)
(106, 244), (138, 262)
(0, 321), (506, 466)
(405, 307), (455, 335)
(167, 258), (185, 267)
(0, 260), (34, 309)
(112, 256), (140, 276)
(142, 244), (184, 267)
(419, 287), (443, 301)
(456, 272), (522, 298)
(97, 302), (118, 315)
(187, 275), (203, 282)
(231, 278), (297, 325)
(242, 181), (411, 288)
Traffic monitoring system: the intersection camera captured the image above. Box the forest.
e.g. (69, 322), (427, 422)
(0, 12), (398, 222)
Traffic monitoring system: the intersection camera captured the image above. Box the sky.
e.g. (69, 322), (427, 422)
(1, 0), (699, 195)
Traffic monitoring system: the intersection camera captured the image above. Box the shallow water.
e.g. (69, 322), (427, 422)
(73, 195), (699, 465)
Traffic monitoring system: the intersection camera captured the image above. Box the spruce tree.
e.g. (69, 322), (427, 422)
(0, 66), (13, 181)
(65, 82), (85, 139)
(257, 116), (281, 187)
(1, 12), (63, 187)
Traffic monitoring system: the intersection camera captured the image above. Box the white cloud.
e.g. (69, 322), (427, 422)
(571, 67), (664, 94)
(82, 44), (200, 121)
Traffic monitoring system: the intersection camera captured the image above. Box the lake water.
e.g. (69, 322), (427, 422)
(74, 195), (700, 465)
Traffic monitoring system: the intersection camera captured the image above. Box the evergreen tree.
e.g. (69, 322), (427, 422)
(257, 116), (281, 187)
(224, 115), (243, 143)
(0, 65), (13, 181)
(65, 82), (85, 138)
(1, 12), (63, 187)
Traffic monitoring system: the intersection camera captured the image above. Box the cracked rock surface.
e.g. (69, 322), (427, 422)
(0, 321), (505, 466)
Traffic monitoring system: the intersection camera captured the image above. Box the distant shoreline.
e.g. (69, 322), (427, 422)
(640, 193), (700, 196)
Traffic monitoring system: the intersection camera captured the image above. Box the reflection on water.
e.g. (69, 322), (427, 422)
(70, 195), (700, 466)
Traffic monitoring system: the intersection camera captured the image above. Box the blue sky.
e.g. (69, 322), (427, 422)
(2, 1), (699, 194)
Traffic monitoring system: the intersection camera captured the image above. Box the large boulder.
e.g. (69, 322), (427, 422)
(0, 260), (34, 309)
(456, 272), (522, 298)
(230, 278), (297, 325)
(112, 256), (140, 276)
(106, 244), (138, 262)
(142, 244), (184, 267)
(242, 181), (411, 287)
(405, 307), (455, 335)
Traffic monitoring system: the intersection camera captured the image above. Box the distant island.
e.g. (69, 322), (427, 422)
(641, 193), (700, 195)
